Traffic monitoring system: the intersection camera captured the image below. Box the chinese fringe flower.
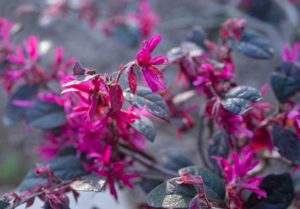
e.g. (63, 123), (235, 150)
(136, 35), (169, 92)
(283, 43), (300, 64)
(213, 147), (267, 209)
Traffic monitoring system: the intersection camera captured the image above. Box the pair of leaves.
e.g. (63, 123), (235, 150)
(270, 62), (300, 103)
(146, 166), (225, 208)
(246, 173), (294, 209)
(236, 29), (274, 59)
(272, 125), (300, 165)
(19, 155), (88, 192)
(221, 86), (262, 114)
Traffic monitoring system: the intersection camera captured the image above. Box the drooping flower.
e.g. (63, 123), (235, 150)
(136, 35), (169, 92)
(213, 147), (266, 209)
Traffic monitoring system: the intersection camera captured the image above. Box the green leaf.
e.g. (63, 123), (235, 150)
(236, 30), (274, 59)
(0, 201), (10, 209)
(26, 101), (67, 129)
(178, 166), (226, 203)
(146, 178), (196, 208)
(270, 62), (300, 103)
(246, 173), (294, 209)
(272, 125), (300, 165)
(124, 87), (170, 120)
(131, 116), (156, 142)
(70, 175), (106, 192)
(222, 86), (262, 114)
(19, 155), (87, 192)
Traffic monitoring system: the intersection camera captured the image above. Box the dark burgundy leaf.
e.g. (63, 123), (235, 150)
(242, 0), (284, 25)
(131, 116), (156, 142)
(270, 62), (300, 103)
(222, 86), (262, 114)
(26, 101), (67, 129)
(178, 166), (226, 203)
(146, 178), (196, 208)
(208, 132), (230, 169)
(272, 125), (300, 165)
(246, 173), (294, 209)
(70, 175), (106, 192)
(188, 195), (210, 209)
(4, 84), (38, 126)
(0, 201), (10, 209)
(73, 62), (85, 76)
(185, 25), (208, 50)
(236, 30), (274, 59)
(19, 155), (87, 192)
(124, 87), (170, 120)
(43, 202), (70, 209)
(109, 84), (124, 112)
(113, 23), (140, 48)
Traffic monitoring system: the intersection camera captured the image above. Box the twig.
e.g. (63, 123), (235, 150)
(118, 146), (178, 177)
(7, 180), (72, 209)
(197, 114), (210, 168)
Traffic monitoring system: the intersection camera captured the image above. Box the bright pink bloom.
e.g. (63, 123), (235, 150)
(213, 147), (266, 209)
(86, 146), (139, 199)
(206, 99), (253, 139)
(283, 43), (300, 64)
(136, 35), (169, 92)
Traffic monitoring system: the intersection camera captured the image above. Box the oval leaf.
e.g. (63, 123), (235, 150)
(71, 175), (106, 192)
(26, 101), (67, 129)
(178, 166), (225, 203)
(4, 84), (38, 126)
(208, 132), (230, 169)
(222, 86), (262, 114)
(131, 116), (156, 142)
(270, 62), (300, 103)
(19, 155), (87, 192)
(246, 173), (294, 209)
(146, 178), (196, 208)
(236, 30), (274, 59)
(124, 87), (170, 120)
(272, 125), (300, 165)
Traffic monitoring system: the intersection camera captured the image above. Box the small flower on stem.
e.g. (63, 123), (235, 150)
(136, 35), (169, 92)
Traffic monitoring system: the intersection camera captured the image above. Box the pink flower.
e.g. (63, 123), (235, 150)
(136, 35), (169, 92)
(0, 18), (14, 61)
(213, 147), (266, 209)
(206, 99), (253, 139)
(283, 43), (300, 64)
(131, 0), (159, 38)
(51, 47), (77, 83)
(86, 146), (139, 199)
(5, 35), (46, 91)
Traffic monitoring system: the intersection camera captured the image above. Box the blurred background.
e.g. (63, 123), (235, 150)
(0, 0), (299, 208)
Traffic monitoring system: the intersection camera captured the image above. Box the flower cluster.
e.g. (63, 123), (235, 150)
(214, 147), (267, 209)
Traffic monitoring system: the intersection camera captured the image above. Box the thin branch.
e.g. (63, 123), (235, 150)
(118, 146), (178, 177)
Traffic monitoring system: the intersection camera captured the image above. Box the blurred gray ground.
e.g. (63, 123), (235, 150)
(0, 0), (290, 208)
